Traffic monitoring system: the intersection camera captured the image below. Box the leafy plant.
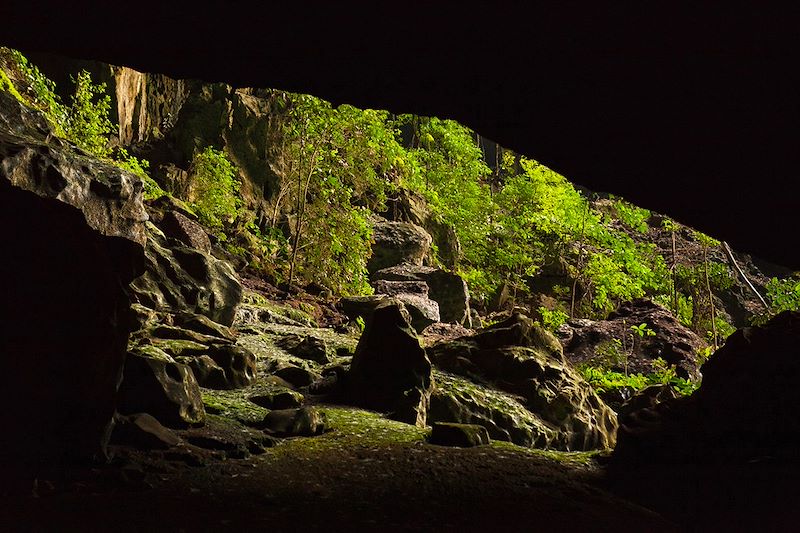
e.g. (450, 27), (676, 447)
(188, 147), (242, 232)
(538, 306), (569, 332)
(62, 70), (115, 156)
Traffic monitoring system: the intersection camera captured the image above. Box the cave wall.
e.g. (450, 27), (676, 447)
(0, 91), (147, 463)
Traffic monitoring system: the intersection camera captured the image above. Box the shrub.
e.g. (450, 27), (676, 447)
(188, 147), (242, 232)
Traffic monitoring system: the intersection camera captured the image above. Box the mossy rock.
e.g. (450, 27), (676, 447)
(430, 371), (556, 448)
(201, 389), (269, 425)
(249, 389), (304, 410)
(149, 338), (210, 358)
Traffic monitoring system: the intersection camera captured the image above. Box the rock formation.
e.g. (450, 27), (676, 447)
(0, 90), (147, 462)
(346, 301), (433, 427)
(428, 313), (618, 450)
(558, 298), (706, 379)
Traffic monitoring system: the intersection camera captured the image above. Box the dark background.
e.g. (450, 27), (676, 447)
(2, 2), (798, 268)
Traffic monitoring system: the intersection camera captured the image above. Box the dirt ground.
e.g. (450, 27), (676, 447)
(1, 408), (675, 532)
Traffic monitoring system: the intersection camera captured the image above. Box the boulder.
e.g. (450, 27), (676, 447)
(428, 313), (618, 450)
(173, 312), (236, 341)
(158, 210), (211, 253)
(117, 349), (206, 427)
(371, 279), (429, 296)
(129, 224), (242, 326)
(178, 354), (228, 389)
(274, 334), (333, 364)
(372, 265), (471, 326)
(430, 372), (555, 447)
(340, 294), (440, 333)
(249, 389), (305, 410)
(0, 91), (147, 462)
(558, 298), (706, 379)
(429, 422), (491, 447)
(381, 188), (461, 269)
(346, 301), (434, 427)
(367, 218), (432, 274)
(273, 365), (319, 388)
(261, 407), (327, 437)
(205, 344), (257, 389)
(614, 311), (800, 463)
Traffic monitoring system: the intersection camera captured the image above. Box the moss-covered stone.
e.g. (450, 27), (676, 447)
(430, 371), (556, 448)
(249, 389), (305, 410)
(150, 338), (209, 358)
(201, 389), (269, 425)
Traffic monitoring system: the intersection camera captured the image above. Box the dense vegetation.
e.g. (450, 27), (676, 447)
(3, 48), (799, 397)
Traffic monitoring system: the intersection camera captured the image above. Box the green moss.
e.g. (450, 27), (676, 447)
(264, 406), (429, 458)
(489, 439), (601, 467)
(241, 290), (318, 327)
(201, 389), (269, 425)
(0, 69), (25, 104)
(150, 338), (209, 358)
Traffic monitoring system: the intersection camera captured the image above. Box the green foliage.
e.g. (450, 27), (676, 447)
(752, 275), (800, 325)
(630, 322), (656, 338)
(274, 92), (410, 294)
(538, 307), (569, 332)
(580, 359), (698, 397)
(613, 199), (650, 234)
(6, 48), (67, 130)
(188, 147), (242, 232)
(62, 70), (115, 156)
(765, 275), (800, 314)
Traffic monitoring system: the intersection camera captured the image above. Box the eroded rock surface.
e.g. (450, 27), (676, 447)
(346, 301), (433, 427)
(429, 313), (618, 450)
(558, 298), (706, 379)
(117, 348), (206, 427)
(367, 218), (432, 274)
(373, 264), (471, 326)
(130, 223), (242, 325)
(0, 91), (147, 462)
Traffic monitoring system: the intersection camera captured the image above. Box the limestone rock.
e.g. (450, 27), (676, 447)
(346, 301), (433, 427)
(367, 218), (433, 274)
(205, 344), (257, 389)
(178, 354), (228, 389)
(341, 294), (440, 333)
(558, 298), (706, 379)
(273, 365), (319, 388)
(158, 210), (211, 253)
(117, 349), (206, 427)
(382, 188), (461, 269)
(371, 279), (429, 296)
(173, 313), (236, 341)
(275, 334), (333, 364)
(129, 224), (242, 326)
(428, 313), (618, 450)
(430, 372), (555, 447)
(249, 389), (305, 410)
(0, 90), (146, 462)
(372, 265), (471, 326)
(429, 422), (491, 447)
(261, 407), (327, 437)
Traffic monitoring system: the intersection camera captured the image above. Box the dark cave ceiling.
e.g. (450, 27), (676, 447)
(3, 3), (798, 268)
